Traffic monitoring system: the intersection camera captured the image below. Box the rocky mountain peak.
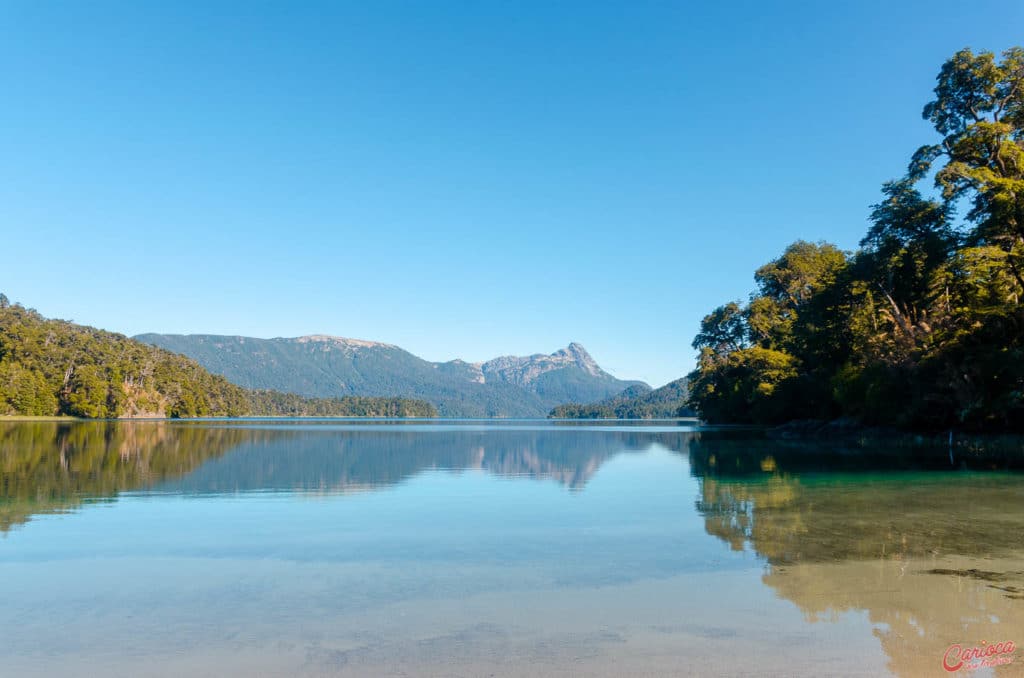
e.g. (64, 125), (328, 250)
(554, 342), (601, 376)
(481, 343), (606, 385)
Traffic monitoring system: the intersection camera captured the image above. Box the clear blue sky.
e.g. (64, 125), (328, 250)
(2, 1), (1022, 387)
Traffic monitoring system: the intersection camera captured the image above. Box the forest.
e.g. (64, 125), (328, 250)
(0, 299), (436, 418)
(549, 378), (692, 419)
(687, 47), (1024, 432)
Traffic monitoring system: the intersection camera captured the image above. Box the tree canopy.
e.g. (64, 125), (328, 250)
(687, 47), (1024, 431)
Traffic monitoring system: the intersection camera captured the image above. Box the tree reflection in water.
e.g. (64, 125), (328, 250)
(3, 422), (1024, 675)
(687, 433), (1024, 676)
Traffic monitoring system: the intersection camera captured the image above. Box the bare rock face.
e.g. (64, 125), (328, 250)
(481, 342), (606, 386)
(556, 342), (602, 376)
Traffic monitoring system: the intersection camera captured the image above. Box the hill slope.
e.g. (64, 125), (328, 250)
(549, 377), (692, 419)
(135, 334), (644, 417)
(0, 299), (435, 418)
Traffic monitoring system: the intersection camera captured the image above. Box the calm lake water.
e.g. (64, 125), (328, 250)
(2, 420), (1023, 677)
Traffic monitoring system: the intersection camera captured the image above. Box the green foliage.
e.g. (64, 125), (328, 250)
(246, 391), (436, 417)
(0, 302), (436, 419)
(750, 241), (848, 360)
(687, 46), (1024, 431)
(549, 378), (693, 419)
(692, 302), (748, 354)
(65, 365), (111, 418)
(688, 348), (799, 425)
(0, 363), (56, 416)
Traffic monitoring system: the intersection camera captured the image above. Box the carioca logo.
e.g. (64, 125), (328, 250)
(942, 640), (1016, 672)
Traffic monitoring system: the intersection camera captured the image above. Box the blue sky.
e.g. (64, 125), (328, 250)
(2, 1), (1022, 387)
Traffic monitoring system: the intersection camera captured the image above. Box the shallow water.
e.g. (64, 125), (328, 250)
(1, 420), (1023, 676)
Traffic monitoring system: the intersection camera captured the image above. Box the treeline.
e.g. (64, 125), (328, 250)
(550, 378), (693, 419)
(687, 48), (1024, 432)
(0, 299), (436, 418)
(246, 391), (436, 417)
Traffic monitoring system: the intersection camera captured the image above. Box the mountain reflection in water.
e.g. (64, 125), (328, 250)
(2, 421), (696, 530)
(2, 421), (1023, 677)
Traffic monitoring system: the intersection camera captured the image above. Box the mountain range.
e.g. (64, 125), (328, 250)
(135, 333), (645, 417)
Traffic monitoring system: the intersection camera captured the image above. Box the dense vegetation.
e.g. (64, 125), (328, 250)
(0, 299), (436, 418)
(137, 334), (641, 417)
(687, 47), (1024, 432)
(246, 390), (435, 417)
(549, 378), (693, 419)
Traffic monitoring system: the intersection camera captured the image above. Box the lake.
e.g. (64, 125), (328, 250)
(2, 420), (1023, 677)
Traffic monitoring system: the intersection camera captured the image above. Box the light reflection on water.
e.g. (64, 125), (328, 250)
(1, 420), (1023, 677)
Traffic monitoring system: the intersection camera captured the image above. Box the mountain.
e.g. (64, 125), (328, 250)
(134, 334), (644, 417)
(0, 298), (435, 418)
(548, 377), (692, 419)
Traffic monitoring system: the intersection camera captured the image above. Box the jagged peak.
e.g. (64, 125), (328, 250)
(552, 342), (601, 375)
(557, 341), (591, 359)
(480, 342), (606, 379)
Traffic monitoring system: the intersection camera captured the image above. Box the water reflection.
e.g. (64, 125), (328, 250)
(163, 427), (667, 494)
(1, 421), (700, 531)
(3, 421), (1024, 676)
(5, 421), (1024, 534)
(688, 434), (1024, 676)
(0, 422), (267, 531)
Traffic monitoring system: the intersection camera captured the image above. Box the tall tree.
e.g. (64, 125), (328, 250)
(688, 47), (1024, 431)
(910, 47), (1024, 296)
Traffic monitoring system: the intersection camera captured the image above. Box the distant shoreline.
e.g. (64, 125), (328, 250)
(0, 415), (405, 422)
(0, 415), (701, 423)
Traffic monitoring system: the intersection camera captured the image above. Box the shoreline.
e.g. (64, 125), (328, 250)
(768, 418), (1024, 442)
(0, 415), (438, 422)
(1, 415), (694, 423)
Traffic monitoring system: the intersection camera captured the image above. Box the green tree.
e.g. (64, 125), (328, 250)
(64, 365), (110, 418)
(748, 241), (847, 356)
(688, 46), (1024, 432)
(688, 347), (799, 424)
(692, 302), (748, 357)
(910, 47), (1024, 296)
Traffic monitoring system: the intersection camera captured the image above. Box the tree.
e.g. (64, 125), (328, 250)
(748, 241), (847, 354)
(64, 365), (110, 418)
(842, 181), (956, 365)
(910, 47), (1024, 297)
(687, 347), (799, 425)
(692, 302), (748, 357)
(688, 47), (1024, 431)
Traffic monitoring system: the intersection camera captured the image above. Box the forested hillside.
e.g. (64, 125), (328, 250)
(0, 299), (435, 418)
(136, 334), (642, 417)
(549, 378), (692, 419)
(687, 47), (1024, 432)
